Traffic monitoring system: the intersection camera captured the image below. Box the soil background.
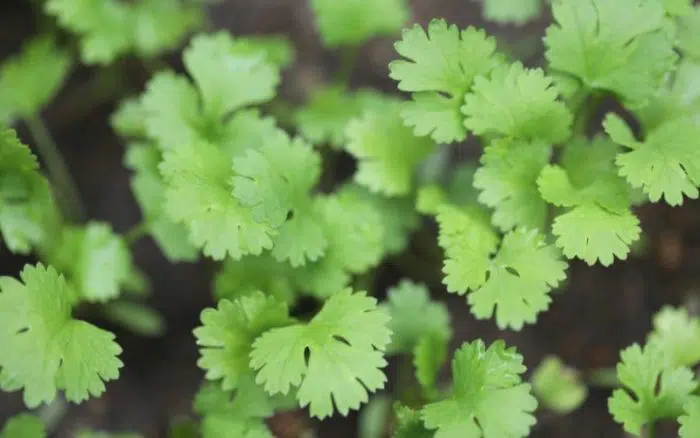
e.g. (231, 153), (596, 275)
(2, 1), (700, 437)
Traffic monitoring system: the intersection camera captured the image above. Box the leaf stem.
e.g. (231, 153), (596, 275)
(24, 115), (85, 223)
(334, 45), (360, 87)
(124, 222), (149, 245)
(645, 420), (655, 438)
(585, 367), (619, 388)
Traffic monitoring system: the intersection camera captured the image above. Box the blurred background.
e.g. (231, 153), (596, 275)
(1, 0), (700, 437)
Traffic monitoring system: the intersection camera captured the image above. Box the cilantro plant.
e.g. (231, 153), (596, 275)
(1, 0), (700, 436)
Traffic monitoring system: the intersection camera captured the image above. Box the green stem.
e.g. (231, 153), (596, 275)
(333, 45), (360, 87)
(37, 395), (68, 434)
(645, 420), (655, 438)
(585, 367), (619, 388)
(24, 115), (85, 223)
(124, 222), (149, 245)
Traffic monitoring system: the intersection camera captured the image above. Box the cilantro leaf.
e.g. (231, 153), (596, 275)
(421, 340), (537, 438)
(45, 0), (200, 64)
(0, 36), (71, 124)
(233, 35), (295, 69)
(0, 414), (45, 438)
(678, 7), (700, 60)
(48, 222), (143, 302)
(232, 130), (321, 227)
(159, 140), (274, 260)
(295, 191), (385, 297)
(183, 32), (279, 120)
(473, 139), (551, 232)
(680, 397), (700, 438)
(389, 19), (501, 142)
(647, 306), (700, 369)
(194, 292), (292, 391)
(468, 228), (567, 330)
(437, 205), (499, 294)
(310, 0), (408, 47)
(382, 280), (451, 355)
(537, 137), (641, 265)
(140, 34), (281, 151)
(413, 335), (449, 400)
(345, 104), (435, 196)
(462, 63), (572, 143)
(140, 71), (203, 150)
(604, 113), (700, 206)
(250, 289), (391, 419)
(482, 0), (542, 25)
(214, 255), (297, 305)
(124, 142), (198, 262)
(0, 130), (59, 254)
(531, 356), (587, 414)
(394, 404), (434, 438)
(341, 185), (419, 256)
(438, 206), (565, 329)
(295, 86), (390, 148)
(544, 0), (676, 107)
(0, 264), (122, 407)
(609, 343), (697, 434)
(112, 97), (148, 138)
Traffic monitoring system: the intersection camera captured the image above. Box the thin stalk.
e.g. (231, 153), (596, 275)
(37, 395), (68, 434)
(645, 420), (655, 438)
(585, 367), (619, 388)
(124, 222), (149, 245)
(333, 45), (360, 87)
(24, 115), (85, 222)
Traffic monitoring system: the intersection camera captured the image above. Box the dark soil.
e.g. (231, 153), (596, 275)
(2, 1), (699, 437)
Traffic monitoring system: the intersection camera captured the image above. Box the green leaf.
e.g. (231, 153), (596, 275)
(159, 140), (274, 260)
(124, 142), (198, 262)
(609, 343), (697, 434)
(467, 228), (567, 330)
(537, 138), (641, 266)
(295, 86), (390, 148)
(233, 35), (295, 69)
(232, 130), (321, 228)
(660, 0), (694, 16)
(250, 289), (391, 419)
(647, 306), (700, 369)
(462, 63), (572, 143)
(421, 340), (537, 438)
(413, 335), (448, 400)
(0, 36), (71, 124)
(544, 0), (676, 107)
(194, 292), (292, 391)
(183, 32), (279, 119)
(310, 0), (408, 47)
(473, 139), (551, 232)
(382, 280), (450, 354)
(605, 113), (700, 206)
(45, 0), (200, 64)
(437, 205), (499, 294)
(438, 205), (566, 329)
(295, 190), (385, 297)
(345, 104), (435, 196)
(214, 255), (297, 305)
(389, 19), (501, 143)
(359, 395), (391, 438)
(342, 186), (419, 255)
(482, 0), (542, 25)
(0, 130), (59, 254)
(0, 414), (45, 438)
(678, 7), (700, 60)
(48, 222), (142, 302)
(111, 98), (148, 138)
(0, 264), (122, 407)
(680, 397), (700, 438)
(393, 404), (434, 438)
(531, 356), (587, 414)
